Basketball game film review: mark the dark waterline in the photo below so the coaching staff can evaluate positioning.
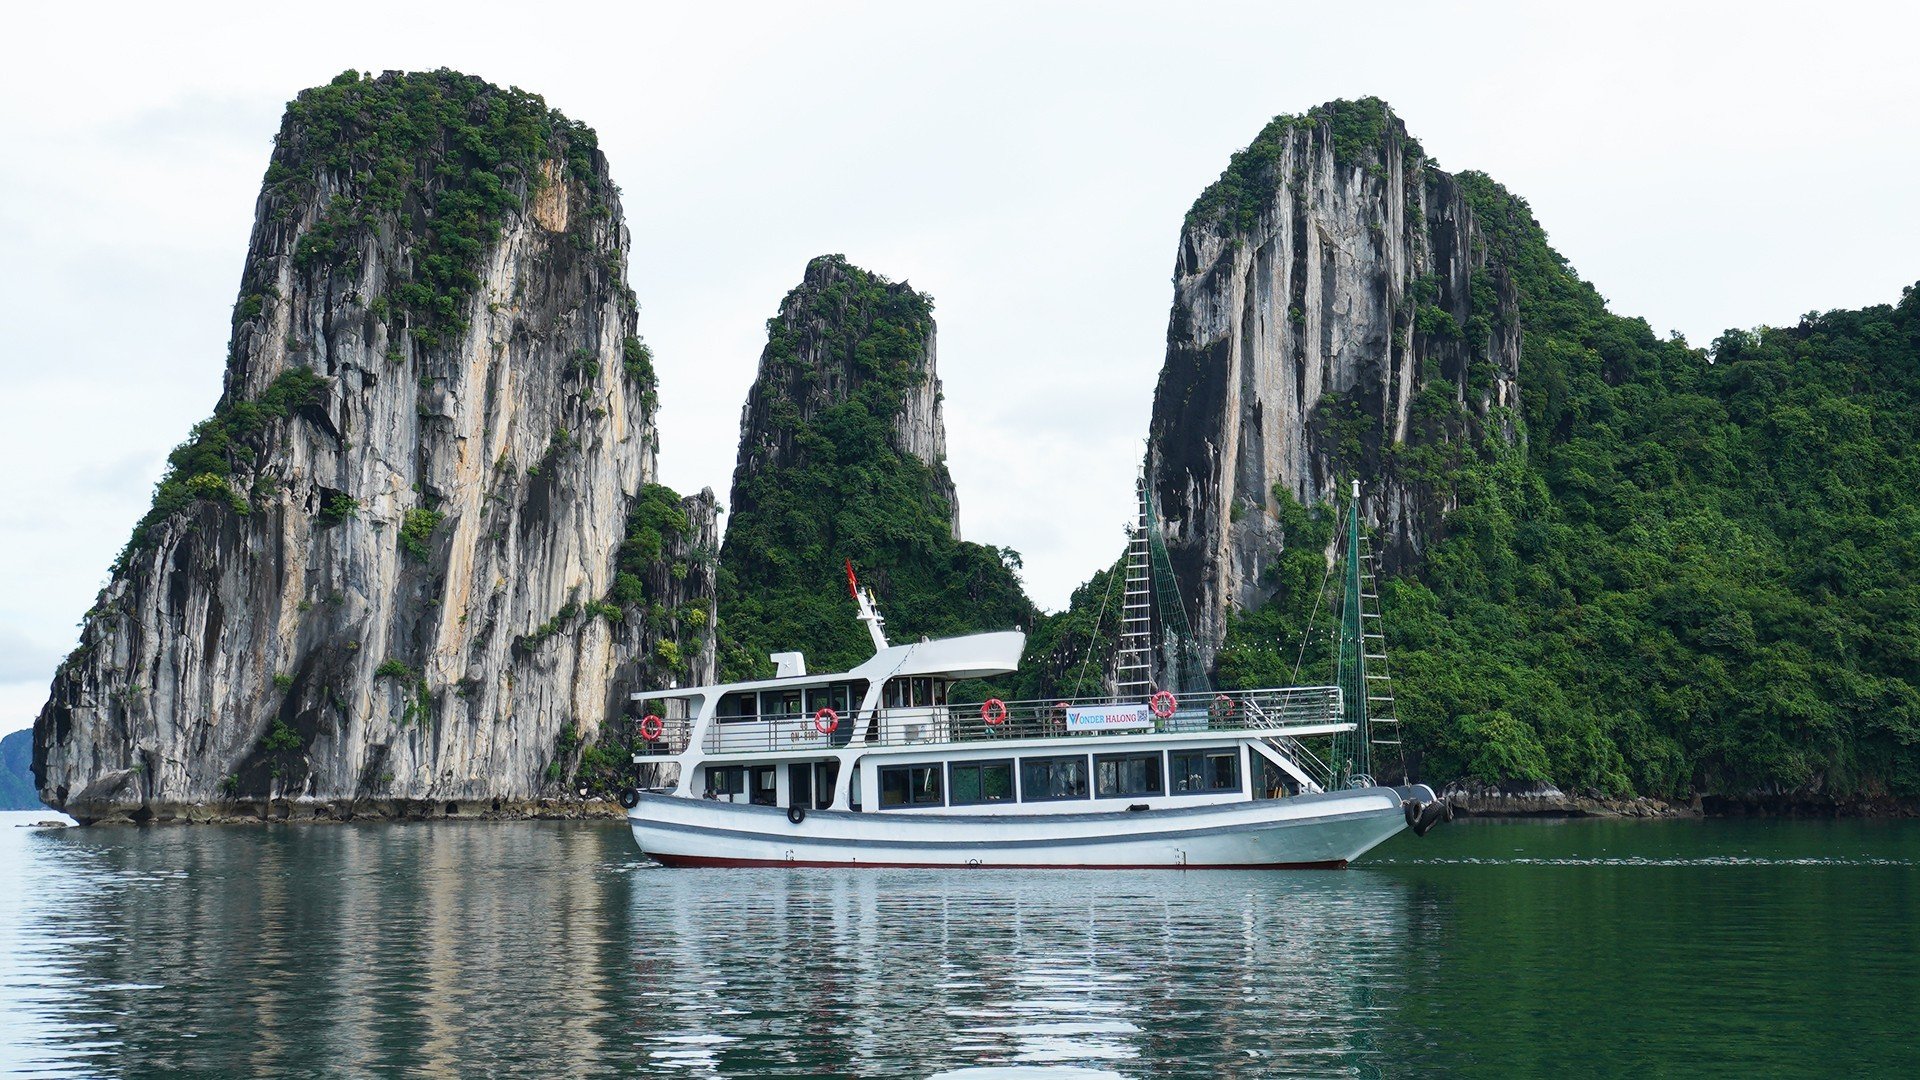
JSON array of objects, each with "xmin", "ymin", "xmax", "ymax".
[{"xmin": 2, "ymin": 812, "xmax": 1915, "ymax": 1077}]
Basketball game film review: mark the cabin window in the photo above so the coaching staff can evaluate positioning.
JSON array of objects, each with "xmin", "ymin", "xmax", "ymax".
[
  {"xmin": 879, "ymin": 764, "xmax": 943, "ymax": 808},
  {"xmin": 705, "ymin": 765, "xmax": 746, "ymax": 801},
  {"xmin": 1252, "ymin": 756, "xmax": 1298, "ymax": 800},
  {"xmin": 1169, "ymin": 748, "xmax": 1241, "ymax": 794},
  {"xmin": 949, "ymin": 759, "xmax": 1015, "ymax": 805},
  {"xmin": 761, "ymin": 689, "xmax": 803, "ymax": 721},
  {"xmin": 807, "ymin": 684, "xmax": 851, "ymax": 716},
  {"xmin": 850, "ymin": 765, "xmax": 862, "ymax": 811},
  {"xmin": 1095, "ymin": 752, "xmax": 1164, "ymax": 798},
  {"xmin": 1019, "ymin": 755, "xmax": 1089, "ymax": 801},
  {"xmin": 716, "ymin": 692, "xmax": 758, "ymax": 723},
  {"xmin": 749, "ymin": 765, "xmax": 778, "ymax": 806}
]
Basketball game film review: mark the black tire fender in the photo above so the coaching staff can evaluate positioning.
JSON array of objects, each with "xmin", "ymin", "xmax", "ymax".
[
  {"xmin": 617, "ymin": 788, "xmax": 641, "ymax": 810},
  {"xmin": 787, "ymin": 804, "xmax": 807, "ymax": 825}
]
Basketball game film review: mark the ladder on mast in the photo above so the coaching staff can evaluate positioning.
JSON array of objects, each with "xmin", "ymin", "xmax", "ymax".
[
  {"xmin": 1335, "ymin": 481, "xmax": 1403, "ymax": 784},
  {"xmin": 1114, "ymin": 474, "xmax": 1153, "ymax": 703}
]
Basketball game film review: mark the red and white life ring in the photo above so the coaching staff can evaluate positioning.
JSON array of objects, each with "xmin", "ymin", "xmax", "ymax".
[
  {"xmin": 981, "ymin": 698, "xmax": 1008, "ymax": 726},
  {"xmin": 813, "ymin": 707, "xmax": 839, "ymax": 735},
  {"xmin": 1210, "ymin": 694, "xmax": 1236, "ymax": 719},
  {"xmin": 1149, "ymin": 690, "xmax": 1177, "ymax": 719},
  {"xmin": 638, "ymin": 714, "xmax": 664, "ymax": 741}
]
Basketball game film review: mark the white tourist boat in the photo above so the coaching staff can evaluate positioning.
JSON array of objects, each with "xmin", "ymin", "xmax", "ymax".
[{"xmin": 621, "ymin": 482, "xmax": 1448, "ymax": 869}]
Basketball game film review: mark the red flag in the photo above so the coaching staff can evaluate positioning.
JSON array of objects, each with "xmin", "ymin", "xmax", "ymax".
[{"xmin": 845, "ymin": 559, "xmax": 859, "ymax": 600}]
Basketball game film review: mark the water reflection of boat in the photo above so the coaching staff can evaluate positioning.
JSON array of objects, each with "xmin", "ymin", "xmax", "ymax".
[{"xmin": 621, "ymin": 482, "xmax": 1446, "ymax": 869}]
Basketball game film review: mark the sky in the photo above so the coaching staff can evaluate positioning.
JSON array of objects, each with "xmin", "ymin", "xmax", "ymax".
[{"xmin": 2, "ymin": 0, "xmax": 1917, "ymax": 737}]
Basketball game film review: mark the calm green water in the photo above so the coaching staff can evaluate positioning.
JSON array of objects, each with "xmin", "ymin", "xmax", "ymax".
[{"xmin": 1, "ymin": 811, "xmax": 1915, "ymax": 1077}]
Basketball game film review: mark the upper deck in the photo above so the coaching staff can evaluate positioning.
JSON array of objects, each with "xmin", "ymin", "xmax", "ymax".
[{"xmin": 635, "ymin": 685, "xmax": 1347, "ymax": 758}]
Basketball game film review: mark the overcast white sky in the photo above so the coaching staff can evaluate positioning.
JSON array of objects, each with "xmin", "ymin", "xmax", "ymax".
[{"xmin": 3, "ymin": 0, "xmax": 1916, "ymax": 736}]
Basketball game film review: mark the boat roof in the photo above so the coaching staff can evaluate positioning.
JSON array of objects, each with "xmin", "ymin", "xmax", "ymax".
[{"xmin": 631, "ymin": 629, "xmax": 1025, "ymax": 701}]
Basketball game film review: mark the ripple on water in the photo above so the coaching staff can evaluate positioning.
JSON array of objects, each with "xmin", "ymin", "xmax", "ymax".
[{"xmin": 0, "ymin": 815, "xmax": 1916, "ymax": 1076}]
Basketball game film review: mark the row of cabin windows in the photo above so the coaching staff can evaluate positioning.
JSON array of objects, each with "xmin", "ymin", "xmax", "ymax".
[
  {"xmin": 713, "ymin": 678, "xmax": 949, "ymax": 724},
  {"xmin": 876, "ymin": 748, "xmax": 1246, "ymax": 809},
  {"xmin": 704, "ymin": 764, "xmax": 780, "ymax": 805},
  {"xmin": 716, "ymin": 683, "xmax": 858, "ymax": 723}
]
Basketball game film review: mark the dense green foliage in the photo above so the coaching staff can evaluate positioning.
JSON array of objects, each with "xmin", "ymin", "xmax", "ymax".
[
  {"xmin": 398, "ymin": 508, "xmax": 443, "ymax": 562},
  {"xmin": 270, "ymin": 69, "xmax": 604, "ymax": 346},
  {"xmin": 117, "ymin": 367, "xmax": 328, "ymax": 568},
  {"xmin": 717, "ymin": 257, "xmax": 1036, "ymax": 680},
  {"xmin": 1186, "ymin": 97, "xmax": 1424, "ymax": 235},
  {"xmin": 1218, "ymin": 170, "xmax": 1920, "ymax": 800},
  {"xmin": 609, "ymin": 483, "xmax": 690, "ymax": 610}
]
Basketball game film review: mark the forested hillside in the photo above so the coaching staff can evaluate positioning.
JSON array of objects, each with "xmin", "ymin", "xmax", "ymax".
[{"xmin": 1218, "ymin": 166, "xmax": 1920, "ymax": 800}]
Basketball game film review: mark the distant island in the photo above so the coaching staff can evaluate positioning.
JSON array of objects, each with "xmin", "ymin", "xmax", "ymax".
[{"xmin": 2, "ymin": 730, "xmax": 46, "ymax": 810}]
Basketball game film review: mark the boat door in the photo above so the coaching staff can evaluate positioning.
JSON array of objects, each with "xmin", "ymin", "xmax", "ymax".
[
  {"xmin": 789, "ymin": 761, "xmax": 840, "ymax": 810},
  {"xmin": 788, "ymin": 764, "xmax": 812, "ymax": 810}
]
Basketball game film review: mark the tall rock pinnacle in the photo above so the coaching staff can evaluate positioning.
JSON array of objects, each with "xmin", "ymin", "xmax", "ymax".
[
  {"xmin": 34, "ymin": 70, "xmax": 716, "ymax": 822},
  {"xmin": 1149, "ymin": 98, "xmax": 1520, "ymax": 671},
  {"xmin": 717, "ymin": 255, "xmax": 1033, "ymax": 680}
]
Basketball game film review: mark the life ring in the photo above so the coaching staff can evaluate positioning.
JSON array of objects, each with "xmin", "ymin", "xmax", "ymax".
[
  {"xmin": 787, "ymin": 804, "xmax": 807, "ymax": 825},
  {"xmin": 1149, "ymin": 690, "xmax": 1177, "ymax": 719},
  {"xmin": 618, "ymin": 788, "xmax": 641, "ymax": 809},
  {"xmin": 981, "ymin": 698, "xmax": 1008, "ymax": 726},
  {"xmin": 1209, "ymin": 694, "xmax": 1236, "ymax": 719},
  {"xmin": 638, "ymin": 714, "xmax": 664, "ymax": 741},
  {"xmin": 813, "ymin": 707, "xmax": 839, "ymax": 735}
]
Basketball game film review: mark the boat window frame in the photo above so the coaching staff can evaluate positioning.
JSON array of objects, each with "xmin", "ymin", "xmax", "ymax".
[
  {"xmin": 947, "ymin": 758, "xmax": 1016, "ymax": 806},
  {"xmin": 877, "ymin": 763, "xmax": 944, "ymax": 809},
  {"xmin": 704, "ymin": 764, "xmax": 747, "ymax": 801},
  {"xmin": 715, "ymin": 691, "xmax": 759, "ymax": 724},
  {"xmin": 1168, "ymin": 746, "xmax": 1242, "ymax": 795},
  {"xmin": 1094, "ymin": 751, "xmax": 1165, "ymax": 799},
  {"xmin": 746, "ymin": 764, "xmax": 779, "ymax": 806},
  {"xmin": 1018, "ymin": 754, "xmax": 1091, "ymax": 802}
]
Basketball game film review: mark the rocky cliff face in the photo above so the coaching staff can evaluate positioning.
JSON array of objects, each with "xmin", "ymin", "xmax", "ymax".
[
  {"xmin": 717, "ymin": 255, "xmax": 1033, "ymax": 680},
  {"xmin": 732, "ymin": 255, "xmax": 960, "ymax": 538},
  {"xmin": 1149, "ymin": 98, "xmax": 1520, "ymax": 666},
  {"xmin": 33, "ymin": 70, "xmax": 714, "ymax": 823}
]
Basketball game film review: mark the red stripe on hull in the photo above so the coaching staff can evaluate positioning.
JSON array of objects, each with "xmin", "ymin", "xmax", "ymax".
[{"xmin": 643, "ymin": 852, "xmax": 1349, "ymax": 870}]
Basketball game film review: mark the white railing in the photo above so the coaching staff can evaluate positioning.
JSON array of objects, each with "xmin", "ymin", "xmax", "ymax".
[{"xmin": 661, "ymin": 686, "xmax": 1345, "ymax": 756}]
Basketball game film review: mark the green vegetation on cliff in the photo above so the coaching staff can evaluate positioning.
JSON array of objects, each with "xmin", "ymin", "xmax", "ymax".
[
  {"xmin": 1186, "ymin": 96, "xmax": 1424, "ymax": 235},
  {"xmin": 270, "ymin": 68, "xmax": 606, "ymax": 346},
  {"xmin": 717, "ymin": 257, "xmax": 1035, "ymax": 681}
]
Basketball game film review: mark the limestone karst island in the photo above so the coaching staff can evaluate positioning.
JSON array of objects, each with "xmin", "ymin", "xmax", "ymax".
[
  {"xmin": 28, "ymin": 74, "xmax": 1917, "ymax": 830},
  {"xmin": 5, "ymin": 42, "xmax": 1918, "ymax": 1077}
]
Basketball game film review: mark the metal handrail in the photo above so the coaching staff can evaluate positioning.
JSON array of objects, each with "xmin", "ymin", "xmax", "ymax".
[{"xmin": 658, "ymin": 686, "xmax": 1345, "ymax": 756}]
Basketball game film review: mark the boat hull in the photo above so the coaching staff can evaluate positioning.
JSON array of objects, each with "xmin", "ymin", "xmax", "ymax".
[{"xmin": 628, "ymin": 786, "xmax": 1424, "ymax": 870}]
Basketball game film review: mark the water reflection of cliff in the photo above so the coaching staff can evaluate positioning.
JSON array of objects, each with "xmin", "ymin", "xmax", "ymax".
[{"xmin": 3, "ymin": 821, "xmax": 1435, "ymax": 1077}]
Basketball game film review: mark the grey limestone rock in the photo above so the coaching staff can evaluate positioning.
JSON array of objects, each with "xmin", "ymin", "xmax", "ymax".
[
  {"xmin": 1148, "ymin": 101, "xmax": 1521, "ymax": 668},
  {"xmin": 33, "ymin": 73, "xmax": 714, "ymax": 823}
]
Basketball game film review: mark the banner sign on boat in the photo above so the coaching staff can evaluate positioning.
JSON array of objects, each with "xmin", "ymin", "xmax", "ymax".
[{"xmin": 1065, "ymin": 704, "xmax": 1155, "ymax": 732}]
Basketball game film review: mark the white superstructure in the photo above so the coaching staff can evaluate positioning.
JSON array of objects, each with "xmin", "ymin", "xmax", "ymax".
[{"xmin": 621, "ymin": 574, "xmax": 1447, "ymax": 869}]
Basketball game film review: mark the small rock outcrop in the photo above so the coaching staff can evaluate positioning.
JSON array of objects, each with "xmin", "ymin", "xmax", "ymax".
[
  {"xmin": 1148, "ymin": 99, "xmax": 1520, "ymax": 665},
  {"xmin": 717, "ymin": 255, "xmax": 1033, "ymax": 680},
  {"xmin": 33, "ymin": 70, "xmax": 714, "ymax": 823}
]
